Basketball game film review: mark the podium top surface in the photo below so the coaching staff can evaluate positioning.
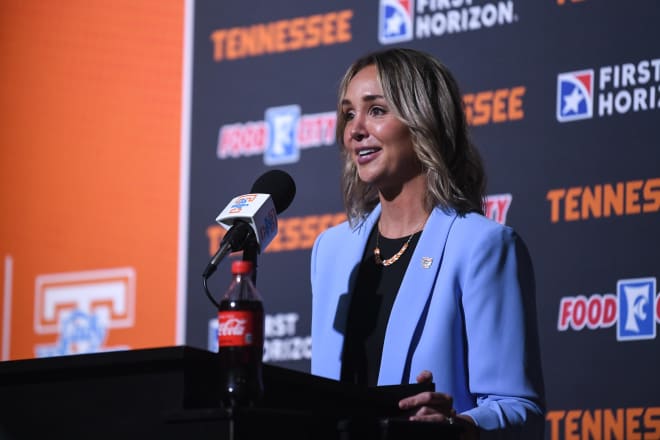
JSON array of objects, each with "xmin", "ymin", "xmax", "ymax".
[
  {"xmin": 0, "ymin": 345, "xmax": 210, "ymax": 381},
  {"xmin": 0, "ymin": 346, "xmax": 431, "ymax": 415},
  {"xmin": 0, "ymin": 346, "xmax": 460, "ymax": 439}
]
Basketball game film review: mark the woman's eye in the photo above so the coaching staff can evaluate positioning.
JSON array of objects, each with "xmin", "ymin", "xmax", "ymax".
[
  {"xmin": 343, "ymin": 111, "xmax": 355, "ymax": 121},
  {"xmin": 370, "ymin": 106, "xmax": 386, "ymax": 116}
]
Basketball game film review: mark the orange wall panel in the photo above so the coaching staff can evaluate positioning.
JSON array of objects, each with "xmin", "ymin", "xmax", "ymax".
[{"xmin": 0, "ymin": 1, "xmax": 185, "ymax": 360}]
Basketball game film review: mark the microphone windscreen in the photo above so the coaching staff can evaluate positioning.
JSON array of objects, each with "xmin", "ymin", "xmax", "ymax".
[{"xmin": 250, "ymin": 170, "xmax": 296, "ymax": 214}]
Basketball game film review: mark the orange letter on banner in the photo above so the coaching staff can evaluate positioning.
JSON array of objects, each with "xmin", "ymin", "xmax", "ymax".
[
  {"xmin": 644, "ymin": 407, "xmax": 660, "ymax": 440},
  {"xmin": 225, "ymin": 28, "xmax": 242, "ymax": 60},
  {"xmin": 565, "ymin": 409, "xmax": 582, "ymax": 440},
  {"xmin": 473, "ymin": 91, "xmax": 493, "ymax": 126},
  {"xmin": 627, "ymin": 407, "xmax": 644, "ymax": 440},
  {"xmin": 603, "ymin": 183, "xmax": 624, "ymax": 217},
  {"xmin": 625, "ymin": 180, "xmax": 643, "ymax": 214},
  {"xmin": 336, "ymin": 10, "xmax": 353, "ymax": 42},
  {"xmin": 509, "ymin": 86, "xmax": 525, "ymax": 120},
  {"xmin": 239, "ymin": 25, "xmax": 256, "ymax": 58},
  {"xmin": 322, "ymin": 12, "xmax": 337, "ymax": 44},
  {"xmin": 565, "ymin": 187, "xmax": 582, "ymax": 221},
  {"xmin": 210, "ymin": 30, "xmax": 227, "ymax": 61},
  {"xmin": 582, "ymin": 409, "xmax": 602, "ymax": 439},
  {"xmin": 288, "ymin": 17, "xmax": 305, "ymax": 50},
  {"xmin": 581, "ymin": 185, "xmax": 602, "ymax": 219},
  {"xmin": 269, "ymin": 217, "xmax": 297, "ymax": 252},
  {"xmin": 463, "ymin": 94, "xmax": 475, "ymax": 125},
  {"xmin": 546, "ymin": 411, "xmax": 565, "ymax": 440},
  {"xmin": 643, "ymin": 178, "xmax": 660, "ymax": 212},
  {"xmin": 253, "ymin": 24, "xmax": 273, "ymax": 57},
  {"xmin": 547, "ymin": 189, "xmax": 566, "ymax": 223},
  {"xmin": 288, "ymin": 217, "xmax": 304, "ymax": 251},
  {"xmin": 305, "ymin": 15, "xmax": 322, "ymax": 48},
  {"xmin": 492, "ymin": 89, "xmax": 509, "ymax": 123},
  {"xmin": 272, "ymin": 20, "xmax": 287, "ymax": 52},
  {"xmin": 604, "ymin": 408, "xmax": 624, "ymax": 440},
  {"xmin": 300, "ymin": 216, "xmax": 318, "ymax": 249}
]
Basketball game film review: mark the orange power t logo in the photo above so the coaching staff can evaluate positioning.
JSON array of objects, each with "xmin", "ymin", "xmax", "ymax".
[{"xmin": 34, "ymin": 267, "xmax": 136, "ymax": 357}]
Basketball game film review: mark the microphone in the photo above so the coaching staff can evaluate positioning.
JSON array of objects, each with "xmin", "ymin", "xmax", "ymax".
[{"xmin": 202, "ymin": 170, "xmax": 296, "ymax": 279}]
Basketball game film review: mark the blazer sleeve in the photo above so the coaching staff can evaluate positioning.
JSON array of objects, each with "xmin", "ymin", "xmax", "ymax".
[{"xmin": 459, "ymin": 225, "xmax": 546, "ymax": 438}]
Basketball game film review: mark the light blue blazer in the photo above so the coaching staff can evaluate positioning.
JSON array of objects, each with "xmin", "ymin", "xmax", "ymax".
[{"xmin": 310, "ymin": 205, "xmax": 545, "ymax": 436}]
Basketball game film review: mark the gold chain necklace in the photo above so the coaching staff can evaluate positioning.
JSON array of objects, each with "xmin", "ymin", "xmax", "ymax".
[{"xmin": 373, "ymin": 221, "xmax": 425, "ymax": 267}]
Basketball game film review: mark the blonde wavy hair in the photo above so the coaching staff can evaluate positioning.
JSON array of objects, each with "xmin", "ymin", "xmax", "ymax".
[{"xmin": 336, "ymin": 48, "xmax": 486, "ymax": 227}]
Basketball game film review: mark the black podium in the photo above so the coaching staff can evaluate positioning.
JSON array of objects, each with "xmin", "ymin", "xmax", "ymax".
[{"xmin": 0, "ymin": 346, "xmax": 461, "ymax": 440}]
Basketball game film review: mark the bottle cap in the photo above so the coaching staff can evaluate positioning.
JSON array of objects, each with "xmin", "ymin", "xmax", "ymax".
[{"xmin": 231, "ymin": 260, "xmax": 253, "ymax": 275}]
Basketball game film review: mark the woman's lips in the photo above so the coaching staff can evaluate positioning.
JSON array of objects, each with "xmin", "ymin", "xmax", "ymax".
[{"xmin": 355, "ymin": 147, "xmax": 382, "ymax": 165}]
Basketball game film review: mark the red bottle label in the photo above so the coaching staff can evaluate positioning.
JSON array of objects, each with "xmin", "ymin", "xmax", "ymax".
[{"xmin": 218, "ymin": 310, "xmax": 256, "ymax": 347}]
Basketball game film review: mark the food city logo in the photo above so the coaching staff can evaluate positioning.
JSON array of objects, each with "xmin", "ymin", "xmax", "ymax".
[
  {"xmin": 217, "ymin": 86, "xmax": 525, "ymax": 166},
  {"xmin": 205, "ymin": 193, "xmax": 513, "ymax": 256},
  {"xmin": 378, "ymin": 0, "xmax": 519, "ymax": 44},
  {"xmin": 217, "ymin": 105, "xmax": 336, "ymax": 165},
  {"xmin": 484, "ymin": 193, "xmax": 512, "ymax": 224},
  {"xmin": 557, "ymin": 277, "xmax": 659, "ymax": 341},
  {"xmin": 33, "ymin": 268, "xmax": 135, "ymax": 357},
  {"xmin": 209, "ymin": 313, "xmax": 311, "ymax": 362},
  {"xmin": 556, "ymin": 57, "xmax": 660, "ymax": 122},
  {"xmin": 210, "ymin": 10, "xmax": 353, "ymax": 62},
  {"xmin": 546, "ymin": 177, "xmax": 660, "ymax": 223}
]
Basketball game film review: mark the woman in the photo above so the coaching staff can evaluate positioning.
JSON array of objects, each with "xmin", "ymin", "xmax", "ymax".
[{"xmin": 310, "ymin": 48, "xmax": 545, "ymax": 438}]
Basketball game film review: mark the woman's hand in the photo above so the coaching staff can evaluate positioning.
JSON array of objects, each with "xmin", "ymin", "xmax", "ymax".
[
  {"xmin": 398, "ymin": 370, "xmax": 480, "ymax": 439},
  {"xmin": 398, "ymin": 370, "xmax": 454, "ymax": 422}
]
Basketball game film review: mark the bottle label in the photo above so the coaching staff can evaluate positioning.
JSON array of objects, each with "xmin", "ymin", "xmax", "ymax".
[{"xmin": 218, "ymin": 311, "xmax": 256, "ymax": 347}]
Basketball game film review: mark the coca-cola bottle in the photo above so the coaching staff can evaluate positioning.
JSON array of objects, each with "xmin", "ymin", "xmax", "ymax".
[{"xmin": 217, "ymin": 260, "xmax": 264, "ymax": 408}]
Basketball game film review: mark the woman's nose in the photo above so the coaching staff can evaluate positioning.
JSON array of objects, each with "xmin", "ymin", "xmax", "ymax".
[
  {"xmin": 349, "ymin": 117, "xmax": 367, "ymax": 142},
  {"xmin": 351, "ymin": 129, "xmax": 366, "ymax": 142}
]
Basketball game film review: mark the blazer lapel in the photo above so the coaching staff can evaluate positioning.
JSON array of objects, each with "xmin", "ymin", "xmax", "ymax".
[
  {"xmin": 378, "ymin": 207, "xmax": 457, "ymax": 384},
  {"xmin": 317, "ymin": 206, "xmax": 381, "ymax": 378}
]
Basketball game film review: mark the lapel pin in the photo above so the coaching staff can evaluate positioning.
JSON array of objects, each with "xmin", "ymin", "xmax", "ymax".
[{"xmin": 421, "ymin": 257, "xmax": 433, "ymax": 269}]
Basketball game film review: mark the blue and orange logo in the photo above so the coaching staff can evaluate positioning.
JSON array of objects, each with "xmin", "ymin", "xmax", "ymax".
[
  {"xmin": 556, "ymin": 69, "xmax": 594, "ymax": 122},
  {"xmin": 379, "ymin": 0, "xmax": 414, "ymax": 44}
]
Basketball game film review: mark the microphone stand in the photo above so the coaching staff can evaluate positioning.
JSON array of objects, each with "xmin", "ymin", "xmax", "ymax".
[
  {"xmin": 202, "ymin": 233, "xmax": 260, "ymax": 309},
  {"xmin": 241, "ymin": 237, "xmax": 260, "ymax": 286}
]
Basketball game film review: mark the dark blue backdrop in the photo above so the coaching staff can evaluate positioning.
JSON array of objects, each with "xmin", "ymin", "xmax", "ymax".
[{"xmin": 184, "ymin": 1, "xmax": 660, "ymax": 438}]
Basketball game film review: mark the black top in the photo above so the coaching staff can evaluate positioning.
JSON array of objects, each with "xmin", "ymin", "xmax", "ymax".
[{"xmin": 340, "ymin": 224, "xmax": 422, "ymax": 386}]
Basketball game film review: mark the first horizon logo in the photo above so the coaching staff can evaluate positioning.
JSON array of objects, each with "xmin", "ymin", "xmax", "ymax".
[
  {"xmin": 556, "ymin": 57, "xmax": 660, "ymax": 122},
  {"xmin": 556, "ymin": 70, "xmax": 593, "ymax": 122},
  {"xmin": 378, "ymin": 0, "xmax": 518, "ymax": 44},
  {"xmin": 379, "ymin": 0, "xmax": 414, "ymax": 44}
]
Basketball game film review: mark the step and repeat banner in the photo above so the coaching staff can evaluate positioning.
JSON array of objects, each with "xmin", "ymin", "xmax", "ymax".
[
  {"xmin": 184, "ymin": 1, "xmax": 660, "ymax": 439},
  {"xmin": 0, "ymin": 1, "xmax": 658, "ymax": 439}
]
